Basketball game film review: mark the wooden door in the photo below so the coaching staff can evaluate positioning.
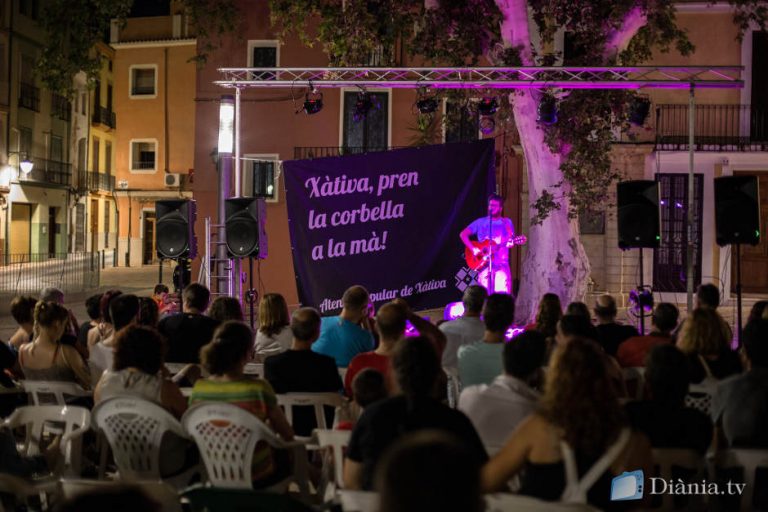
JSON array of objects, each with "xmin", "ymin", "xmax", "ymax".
[
  {"xmin": 9, "ymin": 203, "xmax": 31, "ymax": 257},
  {"xmin": 143, "ymin": 213, "xmax": 156, "ymax": 265},
  {"xmin": 732, "ymin": 172, "xmax": 768, "ymax": 293},
  {"xmin": 90, "ymin": 199, "xmax": 99, "ymax": 252},
  {"xmin": 47, "ymin": 207, "xmax": 56, "ymax": 256}
]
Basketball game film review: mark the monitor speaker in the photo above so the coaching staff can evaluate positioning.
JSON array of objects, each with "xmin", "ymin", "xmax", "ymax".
[
  {"xmin": 156, "ymin": 199, "xmax": 196, "ymax": 259},
  {"xmin": 715, "ymin": 175, "xmax": 761, "ymax": 246},
  {"xmin": 225, "ymin": 197, "xmax": 268, "ymax": 258},
  {"xmin": 617, "ymin": 180, "xmax": 660, "ymax": 249}
]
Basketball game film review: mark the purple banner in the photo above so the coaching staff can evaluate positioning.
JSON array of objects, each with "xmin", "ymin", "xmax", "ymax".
[{"xmin": 284, "ymin": 140, "xmax": 495, "ymax": 314}]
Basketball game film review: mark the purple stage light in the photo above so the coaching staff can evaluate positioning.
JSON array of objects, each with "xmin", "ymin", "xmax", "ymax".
[
  {"xmin": 506, "ymin": 326, "xmax": 526, "ymax": 339},
  {"xmin": 444, "ymin": 301, "xmax": 464, "ymax": 320}
]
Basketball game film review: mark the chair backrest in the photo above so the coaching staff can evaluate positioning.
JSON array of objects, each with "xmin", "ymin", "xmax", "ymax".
[
  {"xmin": 713, "ymin": 448, "xmax": 768, "ymax": 512},
  {"xmin": 59, "ymin": 479, "xmax": 182, "ymax": 512},
  {"xmin": 277, "ymin": 392, "xmax": 345, "ymax": 431},
  {"xmin": 22, "ymin": 380, "xmax": 91, "ymax": 406},
  {"xmin": 684, "ymin": 382, "xmax": 716, "ymax": 416},
  {"xmin": 315, "ymin": 429, "xmax": 352, "ymax": 490},
  {"xmin": 621, "ymin": 367, "xmax": 646, "ymax": 401},
  {"xmin": 443, "ymin": 366, "xmax": 461, "ymax": 408},
  {"xmin": 649, "ymin": 448, "xmax": 706, "ymax": 510},
  {"xmin": 485, "ymin": 493, "xmax": 602, "ymax": 511},
  {"xmin": 92, "ymin": 396, "xmax": 187, "ymax": 480},
  {"xmin": 181, "ymin": 402, "xmax": 283, "ymax": 489},
  {"xmin": 244, "ymin": 363, "xmax": 264, "ymax": 378},
  {"xmin": 5, "ymin": 405, "xmax": 91, "ymax": 473}
]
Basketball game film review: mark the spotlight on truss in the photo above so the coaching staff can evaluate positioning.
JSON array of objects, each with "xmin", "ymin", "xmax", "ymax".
[
  {"xmin": 537, "ymin": 95, "xmax": 558, "ymax": 125},
  {"xmin": 303, "ymin": 90, "xmax": 323, "ymax": 115},
  {"xmin": 628, "ymin": 95, "xmax": 651, "ymax": 126},
  {"xmin": 353, "ymin": 91, "xmax": 381, "ymax": 122},
  {"xmin": 479, "ymin": 116, "xmax": 496, "ymax": 135},
  {"xmin": 477, "ymin": 97, "xmax": 498, "ymax": 116}
]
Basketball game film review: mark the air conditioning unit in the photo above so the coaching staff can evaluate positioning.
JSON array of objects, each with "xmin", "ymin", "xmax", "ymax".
[
  {"xmin": 118, "ymin": 180, "xmax": 129, "ymax": 190},
  {"xmin": 164, "ymin": 173, "xmax": 181, "ymax": 187}
]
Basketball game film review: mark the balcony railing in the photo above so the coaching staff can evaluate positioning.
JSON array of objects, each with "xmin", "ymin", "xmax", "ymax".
[
  {"xmin": 655, "ymin": 104, "xmax": 768, "ymax": 151},
  {"xmin": 78, "ymin": 171, "xmax": 115, "ymax": 192},
  {"xmin": 92, "ymin": 106, "xmax": 116, "ymax": 129},
  {"xmin": 294, "ymin": 146, "xmax": 409, "ymax": 159},
  {"xmin": 51, "ymin": 93, "xmax": 71, "ymax": 122},
  {"xmin": 17, "ymin": 158, "xmax": 72, "ymax": 186},
  {"xmin": 19, "ymin": 82, "xmax": 40, "ymax": 112}
]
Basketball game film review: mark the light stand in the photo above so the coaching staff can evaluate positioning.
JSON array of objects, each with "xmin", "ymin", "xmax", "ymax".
[
  {"xmin": 245, "ymin": 256, "xmax": 258, "ymax": 329},
  {"xmin": 158, "ymin": 256, "xmax": 163, "ymax": 286},
  {"xmin": 735, "ymin": 242, "xmax": 743, "ymax": 348},
  {"xmin": 638, "ymin": 248, "xmax": 645, "ymax": 335},
  {"xmin": 487, "ymin": 208, "xmax": 494, "ymax": 293}
]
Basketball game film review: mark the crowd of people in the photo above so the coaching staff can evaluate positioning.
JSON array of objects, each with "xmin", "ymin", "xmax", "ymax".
[{"xmin": 0, "ymin": 280, "xmax": 766, "ymax": 511}]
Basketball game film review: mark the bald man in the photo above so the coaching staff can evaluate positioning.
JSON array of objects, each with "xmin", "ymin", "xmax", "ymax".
[
  {"xmin": 264, "ymin": 307, "xmax": 343, "ymax": 436},
  {"xmin": 593, "ymin": 294, "xmax": 639, "ymax": 357}
]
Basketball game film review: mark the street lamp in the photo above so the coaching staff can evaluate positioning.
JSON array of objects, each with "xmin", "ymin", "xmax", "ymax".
[
  {"xmin": 218, "ymin": 95, "xmax": 235, "ymax": 155},
  {"xmin": 9, "ymin": 151, "xmax": 33, "ymax": 175}
]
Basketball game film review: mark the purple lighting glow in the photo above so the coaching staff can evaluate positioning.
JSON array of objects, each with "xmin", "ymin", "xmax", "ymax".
[{"xmin": 444, "ymin": 301, "xmax": 465, "ymax": 320}]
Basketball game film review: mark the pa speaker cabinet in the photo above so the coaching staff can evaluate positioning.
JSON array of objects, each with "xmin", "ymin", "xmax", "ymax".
[
  {"xmin": 715, "ymin": 175, "xmax": 761, "ymax": 246},
  {"xmin": 156, "ymin": 199, "xmax": 197, "ymax": 259},
  {"xmin": 617, "ymin": 180, "xmax": 660, "ymax": 249},
  {"xmin": 225, "ymin": 197, "xmax": 268, "ymax": 258}
]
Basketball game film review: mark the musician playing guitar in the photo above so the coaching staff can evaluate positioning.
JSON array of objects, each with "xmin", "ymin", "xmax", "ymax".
[{"xmin": 460, "ymin": 193, "xmax": 523, "ymax": 295}]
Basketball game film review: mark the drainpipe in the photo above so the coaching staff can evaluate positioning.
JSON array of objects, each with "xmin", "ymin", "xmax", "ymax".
[
  {"xmin": 126, "ymin": 191, "xmax": 131, "ymax": 266},
  {"xmin": 164, "ymin": 48, "xmax": 169, "ymax": 174}
]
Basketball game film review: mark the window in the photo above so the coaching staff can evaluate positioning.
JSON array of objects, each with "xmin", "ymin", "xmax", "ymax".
[
  {"xmin": 81, "ymin": 93, "xmax": 86, "ymax": 115},
  {"xmin": 19, "ymin": 126, "xmax": 32, "ymax": 155},
  {"xmin": 244, "ymin": 155, "xmax": 279, "ymax": 202},
  {"xmin": 105, "ymin": 141, "xmax": 112, "ymax": 175},
  {"xmin": 50, "ymin": 135, "xmax": 63, "ymax": 162},
  {"xmin": 130, "ymin": 66, "xmax": 156, "ymax": 97},
  {"xmin": 104, "ymin": 204, "xmax": 110, "ymax": 248},
  {"xmin": 93, "ymin": 79, "xmax": 101, "ymax": 110},
  {"xmin": 247, "ymin": 41, "xmax": 278, "ymax": 80},
  {"xmin": 342, "ymin": 90, "xmax": 390, "ymax": 153},
  {"xmin": 653, "ymin": 173, "xmax": 704, "ymax": 293},
  {"xmin": 92, "ymin": 137, "xmax": 100, "ymax": 172},
  {"xmin": 130, "ymin": 140, "xmax": 156, "ymax": 172},
  {"xmin": 444, "ymin": 99, "xmax": 479, "ymax": 143}
]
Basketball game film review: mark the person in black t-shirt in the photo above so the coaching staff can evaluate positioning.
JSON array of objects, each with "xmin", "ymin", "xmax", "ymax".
[
  {"xmin": 158, "ymin": 284, "xmax": 219, "ymax": 363},
  {"xmin": 593, "ymin": 294, "xmax": 639, "ymax": 357},
  {"xmin": 264, "ymin": 307, "xmax": 342, "ymax": 436},
  {"xmin": 345, "ymin": 336, "xmax": 487, "ymax": 490},
  {"xmin": 77, "ymin": 294, "xmax": 103, "ymax": 350}
]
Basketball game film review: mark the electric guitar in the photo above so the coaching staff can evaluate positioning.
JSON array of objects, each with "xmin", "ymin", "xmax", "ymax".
[{"xmin": 464, "ymin": 235, "xmax": 527, "ymax": 271}]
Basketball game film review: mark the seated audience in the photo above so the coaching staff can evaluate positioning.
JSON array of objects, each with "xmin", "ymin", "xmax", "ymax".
[
  {"xmin": 87, "ymin": 289, "xmax": 122, "ymax": 349},
  {"xmin": 253, "ymin": 293, "xmax": 292, "ymax": 359},
  {"xmin": 458, "ymin": 293, "xmax": 515, "ymax": 387},
  {"xmin": 138, "ymin": 297, "xmax": 159, "ymax": 328},
  {"xmin": 747, "ymin": 300, "xmax": 768, "ymax": 325},
  {"xmin": 677, "ymin": 308, "xmax": 741, "ymax": 384},
  {"xmin": 9, "ymin": 295, "xmax": 37, "ymax": 349},
  {"xmin": 152, "ymin": 284, "xmax": 177, "ymax": 316},
  {"xmin": 56, "ymin": 485, "xmax": 161, "ymax": 512},
  {"xmin": 565, "ymin": 301, "xmax": 591, "ymax": 320},
  {"xmin": 593, "ymin": 294, "xmax": 639, "ymax": 357},
  {"xmin": 19, "ymin": 301, "xmax": 90, "ymax": 389},
  {"xmin": 459, "ymin": 330, "xmax": 546, "ymax": 454},
  {"xmin": 694, "ymin": 283, "xmax": 733, "ymax": 344},
  {"xmin": 77, "ymin": 294, "xmax": 103, "ymax": 348},
  {"xmin": 89, "ymin": 294, "xmax": 140, "ymax": 385},
  {"xmin": 625, "ymin": 345, "xmax": 713, "ymax": 454},
  {"xmin": 190, "ymin": 321, "xmax": 294, "ymax": 487},
  {"xmin": 344, "ymin": 336, "xmax": 487, "ymax": 490},
  {"xmin": 526, "ymin": 292, "xmax": 562, "ymax": 341},
  {"xmin": 482, "ymin": 338, "xmax": 652, "ymax": 510},
  {"xmin": 264, "ymin": 307, "xmax": 343, "ymax": 436},
  {"xmin": 712, "ymin": 319, "xmax": 768, "ymax": 447},
  {"xmin": 616, "ymin": 302, "xmax": 678, "ymax": 368},
  {"xmin": 439, "ymin": 285, "xmax": 487, "ymax": 369},
  {"xmin": 375, "ymin": 431, "xmax": 484, "ymax": 512},
  {"xmin": 208, "ymin": 296, "xmax": 244, "ymax": 323},
  {"xmin": 0, "ymin": 427, "xmax": 59, "ymax": 477},
  {"xmin": 159, "ymin": 283, "xmax": 219, "ymax": 364},
  {"xmin": 345, "ymin": 298, "xmax": 445, "ymax": 397},
  {"xmin": 312, "ymin": 285, "xmax": 375, "ymax": 367},
  {"xmin": 555, "ymin": 314, "xmax": 599, "ymax": 346},
  {"xmin": 40, "ymin": 286, "xmax": 79, "ymax": 338},
  {"xmin": 336, "ymin": 369, "xmax": 389, "ymax": 431}
]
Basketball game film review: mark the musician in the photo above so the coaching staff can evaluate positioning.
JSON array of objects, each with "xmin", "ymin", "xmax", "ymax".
[{"xmin": 460, "ymin": 194, "xmax": 514, "ymax": 294}]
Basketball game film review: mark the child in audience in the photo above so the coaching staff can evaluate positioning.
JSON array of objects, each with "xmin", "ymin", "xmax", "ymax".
[
  {"xmin": 253, "ymin": 293, "xmax": 292, "ymax": 359},
  {"xmin": 336, "ymin": 368, "xmax": 388, "ymax": 430}
]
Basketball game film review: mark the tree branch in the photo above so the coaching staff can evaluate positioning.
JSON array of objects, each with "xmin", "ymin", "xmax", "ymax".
[
  {"xmin": 604, "ymin": 6, "xmax": 648, "ymax": 60},
  {"xmin": 495, "ymin": 0, "xmax": 534, "ymax": 65}
]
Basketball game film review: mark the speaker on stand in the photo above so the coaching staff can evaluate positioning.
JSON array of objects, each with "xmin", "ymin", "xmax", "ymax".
[
  {"xmin": 156, "ymin": 199, "xmax": 197, "ymax": 292},
  {"xmin": 715, "ymin": 175, "xmax": 761, "ymax": 347},
  {"xmin": 617, "ymin": 180, "xmax": 661, "ymax": 335}
]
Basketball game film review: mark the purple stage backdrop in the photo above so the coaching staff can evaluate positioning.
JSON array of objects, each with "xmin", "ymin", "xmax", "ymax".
[{"xmin": 284, "ymin": 139, "xmax": 495, "ymax": 315}]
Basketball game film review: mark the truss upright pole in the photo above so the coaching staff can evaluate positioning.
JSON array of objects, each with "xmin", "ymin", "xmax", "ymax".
[{"xmin": 233, "ymin": 87, "xmax": 243, "ymax": 303}]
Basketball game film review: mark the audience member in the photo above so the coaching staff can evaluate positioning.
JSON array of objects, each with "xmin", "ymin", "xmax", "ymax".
[
  {"xmin": 0, "ymin": 426, "xmax": 58, "ymax": 478},
  {"xmin": 555, "ymin": 314, "xmax": 599, "ymax": 345},
  {"xmin": 747, "ymin": 300, "xmax": 768, "ymax": 325},
  {"xmin": 458, "ymin": 293, "xmax": 514, "ymax": 387},
  {"xmin": 616, "ymin": 302, "xmax": 678, "ymax": 368},
  {"xmin": 9, "ymin": 296, "xmax": 37, "ymax": 349},
  {"xmin": 56, "ymin": 485, "xmax": 161, "ymax": 512},
  {"xmin": 152, "ymin": 284, "xmax": 176, "ymax": 316},
  {"xmin": 138, "ymin": 297, "xmax": 159, "ymax": 328},
  {"xmin": 482, "ymin": 338, "xmax": 651, "ymax": 510},
  {"xmin": 77, "ymin": 294, "xmax": 103, "ymax": 348},
  {"xmin": 677, "ymin": 308, "xmax": 742, "ymax": 384},
  {"xmin": 208, "ymin": 296, "xmax": 244, "ymax": 323},
  {"xmin": 593, "ymin": 294, "xmax": 639, "ymax": 357},
  {"xmin": 712, "ymin": 319, "xmax": 768, "ymax": 447},
  {"xmin": 191, "ymin": 321, "xmax": 294, "ymax": 487},
  {"xmin": 159, "ymin": 284, "xmax": 219, "ymax": 363},
  {"xmin": 565, "ymin": 301, "xmax": 591, "ymax": 320},
  {"xmin": 312, "ymin": 286, "xmax": 375, "ymax": 367},
  {"xmin": 528, "ymin": 292, "xmax": 562, "ymax": 340},
  {"xmin": 439, "ymin": 285, "xmax": 487, "ymax": 369},
  {"xmin": 253, "ymin": 293, "xmax": 292, "ymax": 359},
  {"xmin": 695, "ymin": 283, "xmax": 733, "ymax": 344},
  {"xmin": 19, "ymin": 301, "xmax": 90, "ymax": 389},
  {"xmin": 459, "ymin": 330, "xmax": 546, "ymax": 454},
  {"xmin": 264, "ymin": 308, "xmax": 343, "ymax": 436},
  {"xmin": 625, "ymin": 345, "xmax": 713, "ymax": 454},
  {"xmin": 376, "ymin": 431, "xmax": 484, "ymax": 512},
  {"xmin": 87, "ymin": 289, "xmax": 122, "ymax": 349},
  {"xmin": 351, "ymin": 368, "xmax": 387, "ymax": 409},
  {"xmin": 40, "ymin": 287, "xmax": 79, "ymax": 338},
  {"xmin": 89, "ymin": 294, "xmax": 140, "ymax": 385},
  {"xmin": 344, "ymin": 336, "xmax": 487, "ymax": 490}
]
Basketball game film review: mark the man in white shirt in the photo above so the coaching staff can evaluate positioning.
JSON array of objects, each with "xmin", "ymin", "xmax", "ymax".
[
  {"xmin": 439, "ymin": 285, "xmax": 487, "ymax": 369},
  {"xmin": 458, "ymin": 330, "xmax": 546, "ymax": 454}
]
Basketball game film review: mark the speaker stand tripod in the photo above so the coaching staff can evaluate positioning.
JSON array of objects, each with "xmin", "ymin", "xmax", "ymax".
[
  {"xmin": 735, "ymin": 242, "xmax": 743, "ymax": 349},
  {"xmin": 245, "ymin": 256, "xmax": 259, "ymax": 329},
  {"xmin": 638, "ymin": 248, "xmax": 645, "ymax": 336}
]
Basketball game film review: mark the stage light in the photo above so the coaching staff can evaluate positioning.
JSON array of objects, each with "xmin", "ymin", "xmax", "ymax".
[
  {"xmin": 479, "ymin": 116, "xmax": 496, "ymax": 135},
  {"xmin": 537, "ymin": 95, "xmax": 558, "ymax": 125},
  {"xmin": 353, "ymin": 91, "xmax": 380, "ymax": 122},
  {"xmin": 416, "ymin": 97, "xmax": 438, "ymax": 114},
  {"xmin": 506, "ymin": 326, "xmax": 526, "ymax": 339},
  {"xmin": 303, "ymin": 90, "xmax": 323, "ymax": 115},
  {"xmin": 629, "ymin": 286, "xmax": 654, "ymax": 313},
  {"xmin": 217, "ymin": 95, "xmax": 235, "ymax": 154},
  {"xmin": 628, "ymin": 96, "xmax": 651, "ymax": 126},
  {"xmin": 477, "ymin": 97, "xmax": 498, "ymax": 116},
  {"xmin": 444, "ymin": 301, "xmax": 464, "ymax": 320}
]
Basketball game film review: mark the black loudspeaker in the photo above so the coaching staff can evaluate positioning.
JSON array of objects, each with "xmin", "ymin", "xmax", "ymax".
[
  {"xmin": 617, "ymin": 180, "xmax": 660, "ymax": 249},
  {"xmin": 225, "ymin": 198, "xmax": 268, "ymax": 258},
  {"xmin": 156, "ymin": 199, "xmax": 197, "ymax": 259},
  {"xmin": 715, "ymin": 175, "xmax": 761, "ymax": 246}
]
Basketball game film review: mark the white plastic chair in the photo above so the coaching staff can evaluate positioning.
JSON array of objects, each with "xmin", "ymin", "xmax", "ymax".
[
  {"xmin": 91, "ymin": 396, "xmax": 198, "ymax": 488},
  {"xmin": 59, "ymin": 479, "xmax": 182, "ymax": 512},
  {"xmin": 485, "ymin": 493, "xmax": 602, "ymax": 511},
  {"xmin": 338, "ymin": 490, "xmax": 378, "ymax": 512},
  {"xmin": 181, "ymin": 402, "xmax": 310, "ymax": 500},
  {"xmin": 244, "ymin": 362, "xmax": 264, "ymax": 378},
  {"xmin": 4, "ymin": 404, "xmax": 91, "ymax": 477},
  {"xmin": 443, "ymin": 366, "xmax": 461, "ymax": 408},
  {"xmin": 314, "ymin": 428, "xmax": 352, "ymax": 500},
  {"xmin": 277, "ymin": 392, "xmax": 345, "ymax": 435},
  {"xmin": 0, "ymin": 474, "xmax": 58, "ymax": 512},
  {"xmin": 712, "ymin": 448, "xmax": 768, "ymax": 511},
  {"xmin": 684, "ymin": 382, "xmax": 716, "ymax": 416},
  {"xmin": 649, "ymin": 448, "xmax": 707, "ymax": 510},
  {"xmin": 22, "ymin": 380, "xmax": 91, "ymax": 406},
  {"xmin": 621, "ymin": 367, "xmax": 646, "ymax": 401}
]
